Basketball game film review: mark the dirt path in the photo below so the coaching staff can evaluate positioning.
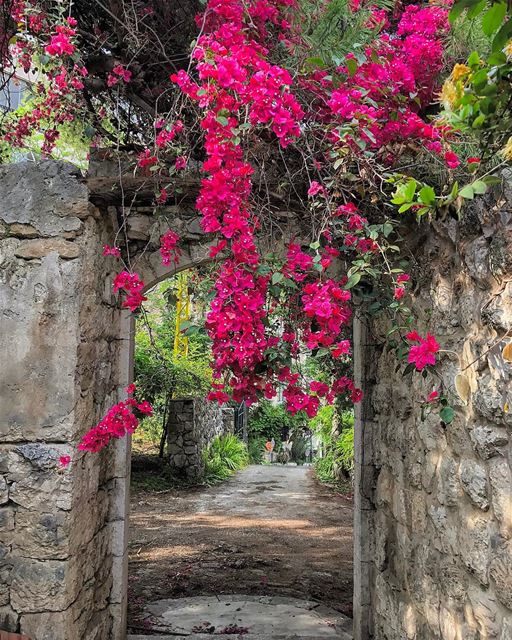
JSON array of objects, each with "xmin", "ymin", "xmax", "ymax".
[{"xmin": 128, "ymin": 464, "xmax": 353, "ymax": 631}]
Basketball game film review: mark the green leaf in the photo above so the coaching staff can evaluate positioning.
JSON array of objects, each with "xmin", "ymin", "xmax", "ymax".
[
  {"xmin": 383, "ymin": 222, "xmax": 394, "ymax": 237},
  {"xmin": 346, "ymin": 57, "xmax": 358, "ymax": 77},
  {"xmin": 449, "ymin": 0, "xmax": 477, "ymax": 23},
  {"xmin": 467, "ymin": 50, "xmax": 480, "ymax": 66},
  {"xmin": 419, "ymin": 186, "xmax": 436, "ymax": 206},
  {"xmin": 216, "ymin": 115, "xmax": 229, "ymax": 126},
  {"xmin": 404, "ymin": 179, "xmax": 417, "ymax": 201},
  {"xmin": 398, "ymin": 203, "xmax": 415, "ymax": 213},
  {"xmin": 492, "ymin": 18, "xmax": 512, "ymax": 52},
  {"xmin": 459, "ymin": 185, "xmax": 475, "ymax": 199},
  {"xmin": 305, "ymin": 56, "xmax": 326, "ymax": 69},
  {"xmin": 472, "ymin": 113, "xmax": 486, "ymax": 128},
  {"xmin": 310, "ymin": 240, "xmax": 320, "ymax": 250},
  {"xmin": 345, "ymin": 273, "xmax": 361, "ymax": 289},
  {"xmin": 487, "ymin": 52, "xmax": 507, "ymax": 65},
  {"xmin": 482, "ymin": 175, "xmax": 501, "ymax": 186},
  {"xmin": 271, "ymin": 272, "xmax": 284, "ymax": 285},
  {"xmin": 467, "ymin": 0, "xmax": 487, "ymax": 18},
  {"xmin": 482, "ymin": 2, "xmax": 507, "ymax": 37},
  {"xmin": 440, "ymin": 406, "xmax": 455, "ymax": 424},
  {"xmin": 256, "ymin": 264, "xmax": 271, "ymax": 276},
  {"xmin": 472, "ymin": 180, "xmax": 488, "ymax": 194},
  {"xmin": 471, "ymin": 69, "xmax": 489, "ymax": 88}
]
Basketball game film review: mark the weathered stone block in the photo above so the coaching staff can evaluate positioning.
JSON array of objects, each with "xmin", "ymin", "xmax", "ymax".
[
  {"xmin": 438, "ymin": 456, "xmax": 461, "ymax": 507},
  {"xmin": 460, "ymin": 459, "xmax": 489, "ymax": 510},
  {"xmin": 490, "ymin": 539, "xmax": 512, "ymax": 609},
  {"xmin": 15, "ymin": 238, "xmax": 80, "ymax": 259},
  {"xmin": 0, "ymin": 605, "xmax": 18, "ymax": 632},
  {"xmin": 10, "ymin": 557, "xmax": 75, "ymax": 613},
  {"xmin": 458, "ymin": 512, "xmax": 492, "ymax": 586},
  {"xmin": 489, "ymin": 458, "xmax": 512, "ymax": 537},
  {"xmin": 470, "ymin": 426, "xmax": 509, "ymax": 460},
  {"xmin": 0, "ymin": 475, "xmax": 8, "ymax": 504}
]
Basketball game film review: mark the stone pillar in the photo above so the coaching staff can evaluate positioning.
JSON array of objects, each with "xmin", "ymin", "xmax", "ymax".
[
  {"xmin": 353, "ymin": 316, "xmax": 379, "ymax": 640},
  {"xmin": 0, "ymin": 161, "xmax": 124, "ymax": 639},
  {"xmin": 167, "ymin": 397, "xmax": 230, "ymax": 482}
]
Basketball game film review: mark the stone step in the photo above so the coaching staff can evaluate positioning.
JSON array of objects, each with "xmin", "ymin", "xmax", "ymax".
[
  {"xmin": 133, "ymin": 595, "xmax": 352, "ymax": 639},
  {"xmin": 129, "ymin": 635, "xmax": 353, "ymax": 640}
]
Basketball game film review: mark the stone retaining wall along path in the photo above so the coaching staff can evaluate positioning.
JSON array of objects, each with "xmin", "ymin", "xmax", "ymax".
[{"xmin": 167, "ymin": 399, "xmax": 234, "ymax": 482}]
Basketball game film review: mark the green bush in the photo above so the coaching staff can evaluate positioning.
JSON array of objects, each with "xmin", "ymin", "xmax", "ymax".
[
  {"xmin": 248, "ymin": 436, "xmax": 267, "ymax": 463},
  {"xmin": 203, "ymin": 434, "xmax": 249, "ymax": 485},
  {"xmin": 291, "ymin": 436, "xmax": 308, "ymax": 464},
  {"xmin": 248, "ymin": 399, "xmax": 304, "ymax": 442},
  {"xmin": 311, "ymin": 406, "xmax": 355, "ymax": 485},
  {"xmin": 336, "ymin": 424, "xmax": 355, "ymax": 473}
]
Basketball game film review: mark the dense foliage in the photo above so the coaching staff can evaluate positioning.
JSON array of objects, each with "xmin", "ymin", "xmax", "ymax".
[
  {"xmin": 313, "ymin": 408, "xmax": 355, "ymax": 485},
  {"xmin": 203, "ymin": 434, "xmax": 249, "ymax": 484},
  {"xmin": 1, "ymin": 0, "xmax": 511, "ymax": 459},
  {"xmin": 133, "ymin": 278, "xmax": 212, "ymax": 451}
]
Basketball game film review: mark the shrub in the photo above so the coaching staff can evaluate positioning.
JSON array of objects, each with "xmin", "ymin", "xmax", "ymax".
[
  {"xmin": 203, "ymin": 434, "xmax": 249, "ymax": 485},
  {"xmin": 248, "ymin": 436, "xmax": 267, "ymax": 464},
  {"xmin": 312, "ymin": 406, "xmax": 355, "ymax": 485},
  {"xmin": 248, "ymin": 400, "xmax": 304, "ymax": 442},
  {"xmin": 336, "ymin": 424, "xmax": 355, "ymax": 473},
  {"xmin": 291, "ymin": 436, "xmax": 308, "ymax": 464}
]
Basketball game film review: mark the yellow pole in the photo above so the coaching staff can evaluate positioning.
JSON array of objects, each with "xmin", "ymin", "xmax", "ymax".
[{"xmin": 173, "ymin": 271, "xmax": 190, "ymax": 358}]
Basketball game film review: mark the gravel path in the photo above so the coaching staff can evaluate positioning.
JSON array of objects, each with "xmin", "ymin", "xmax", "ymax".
[{"xmin": 128, "ymin": 464, "xmax": 354, "ymax": 634}]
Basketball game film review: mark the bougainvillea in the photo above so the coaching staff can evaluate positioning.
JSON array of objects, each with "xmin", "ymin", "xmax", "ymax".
[{"xmin": 5, "ymin": 0, "xmax": 508, "ymax": 454}]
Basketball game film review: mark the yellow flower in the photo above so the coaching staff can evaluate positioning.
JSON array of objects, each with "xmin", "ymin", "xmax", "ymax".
[
  {"xmin": 501, "ymin": 137, "xmax": 512, "ymax": 161},
  {"xmin": 452, "ymin": 63, "xmax": 470, "ymax": 81},
  {"xmin": 440, "ymin": 79, "xmax": 459, "ymax": 110},
  {"xmin": 505, "ymin": 40, "xmax": 512, "ymax": 58}
]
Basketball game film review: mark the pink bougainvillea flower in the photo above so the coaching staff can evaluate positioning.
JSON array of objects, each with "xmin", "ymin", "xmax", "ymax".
[
  {"xmin": 332, "ymin": 340, "xmax": 351, "ymax": 357},
  {"xmin": 307, "ymin": 181, "xmax": 326, "ymax": 197},
  {"xmin": 126, "ymin": 383, "xmax": 136, "ymax": 395},
  {"xmin": 59, "ymin": 455, "xmax": 71, "ymax": 467},
  {"xmin": 45, "ymin": 33, "xmax": 75, "ymax": 56},
  {"xmin": 467, "ymin": 157, "xmax": 480, "ymax": 164},
  {"xmin": 102, "ymin": 245, "xmax": 121, "ymax": 258},
  {"xmin": 137, "ymin": 400, "xmax": 153, "ymax": 415},
  {"xmin": 78, "ymin": 397, "xmax": 152, "ymax": 453},
  {"xmin": 444, "ymin": 151, "xmax": 460, "ymax": 169},
  {"xmin": 112, "ymin": 65, "xmax": 132, "ymax": 83},
  {"xmin": 426, "ymin": 390, "xmax": 439, "ymax": 402},
  {"xmin": 175, "ymin": 155, "xmax": 187, "ymax": 170},
  {"xmin": 160, "ymin": 230, "xmax": 181, "ymax": 266},
  {"xmin": 407, "ymin": 332, "xmax": 440, "ymax": 370},
  {"xmin": 396, "ymin": 273, "xmax": 410, "ymax": 283},
  {"xmin": 157, "ymin": 188, "xmax": 168, "ymax": 204},
  {"xmin": 138, "ymin": 149, "xmax": 158, "ymax": 168},
  {"xmin": 394, "ymin": 286, "xmax": 405, "ymax": 300},
  {"xmin": 113, "ymin": 271, "xmax": 147, "ymax": 312},
  {"xmin": 209, "ymin": 239, "xmax": 228, "ymax": 258}
]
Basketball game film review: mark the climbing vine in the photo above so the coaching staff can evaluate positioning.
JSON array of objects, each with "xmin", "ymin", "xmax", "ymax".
[{"xmin": 1, "ymin": 0, "xmax": 511, "ymax": 458}]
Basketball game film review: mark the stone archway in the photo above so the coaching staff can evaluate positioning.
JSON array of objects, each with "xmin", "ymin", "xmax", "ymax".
[{"xmin": 1, "ymin": 159, "xmax": 510, "ymax": 640}]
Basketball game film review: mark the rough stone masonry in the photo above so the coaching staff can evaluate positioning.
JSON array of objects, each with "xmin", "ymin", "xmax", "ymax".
[
  {"xmin": 354, "ymin": 175, "xmax": 512, "ymax": 639},
  {"xmin": 0, "ymin": 159, "xmax": 510, "ymax": 639}
]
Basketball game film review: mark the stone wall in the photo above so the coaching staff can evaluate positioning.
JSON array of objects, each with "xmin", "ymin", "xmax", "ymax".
[
  {"xmin": 355, "ymin": 181, "xmax": 512, "ymax": 639},
  {"xmin": 0, "ymin": 158, "xmax": 510, "ymax": 640},
  {"xmin": 167, "ymin": 398, "xmax": 234, "ymax": 482},
  {"xmin": 0, "ymin": 160, "xmax": 125, "ymax": 638}
]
